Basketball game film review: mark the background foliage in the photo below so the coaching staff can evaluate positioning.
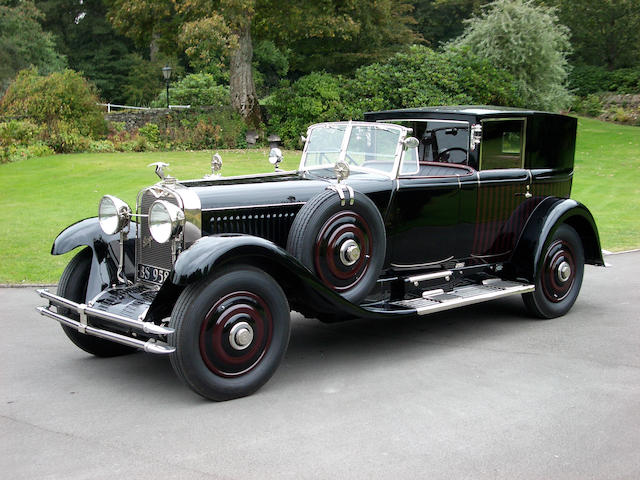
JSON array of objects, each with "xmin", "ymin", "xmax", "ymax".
[
  {"xmin": 447, "ymin": 0, "xmax": 572, "ymax": 111},
  {"xmin": 0, "ymin": 0, "xmax": 636, "ymax": 159}
]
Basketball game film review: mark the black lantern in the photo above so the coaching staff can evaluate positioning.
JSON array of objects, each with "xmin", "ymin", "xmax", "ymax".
[{"xmin": 161, "ymin": 65, "xmax": 172, "ymax": 108}]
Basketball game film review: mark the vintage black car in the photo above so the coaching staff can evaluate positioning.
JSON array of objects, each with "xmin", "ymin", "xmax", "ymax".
[{"xmin": 37, "ymin": 106, "xmax": 604, "ymax": 401}]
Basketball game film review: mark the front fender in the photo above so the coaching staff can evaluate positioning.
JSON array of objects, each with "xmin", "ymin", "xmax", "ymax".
[
  {"xmin": 167, "ymin": 234, "xmax": 378, "ymax": 319},
  {"xmin": 52, "ymin": 218, "xmax": 137, "ymax": 300},
  {"xmin": 510, "ymin": 198, "xmax": 604, "ymax": 282}
]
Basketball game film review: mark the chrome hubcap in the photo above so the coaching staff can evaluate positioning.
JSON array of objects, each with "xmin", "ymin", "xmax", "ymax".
[
  {"xmin": 557, "ymin": 261, "xmax": 571, "ymax": 283},
  {"xmin": 339, "ymin": 239, "xmax": 361, "ymax": 266},
  {"xmin": 229, "ymin": 322, "xmax": 254, "ymax": 350}
]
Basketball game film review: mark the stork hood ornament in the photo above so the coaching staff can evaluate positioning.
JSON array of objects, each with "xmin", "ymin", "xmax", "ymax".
[{"xmin": 148, "ymin": 162, "xmax": 170, "ymax": 180}]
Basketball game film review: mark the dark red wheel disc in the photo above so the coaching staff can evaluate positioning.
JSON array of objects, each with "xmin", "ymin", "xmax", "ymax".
[
  {"xmin": 541, "ymin": 239, "xmax": 576, "ymax": 303},
  {"xmin": 199, "ymin": 291, "xmax": 273, "ymax": 378},
  {"xmin": 313, "ymin": 211, "xmax": 372, "ymax": 292}
]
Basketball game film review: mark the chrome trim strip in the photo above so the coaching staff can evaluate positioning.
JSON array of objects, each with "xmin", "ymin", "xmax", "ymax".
[
  {"xmin": 38, "ymin": 289, "xmax": 174, "ymax": 336},
  {"xmin": 393, "ymin": 282, "xmax": 535, "ymax": 315},
  {"xmin": 36, "ymin": 306, "xmax": 175, "ymax": 354},
  {"xmin": 407, "ymin": 270, "xmax": 453, "ymax": 283},
  {"xmin": 391, "ymin": 256, "xmax": 454, "ymax": 269},
  {"xmin": 202, "ymin": 201, "xmax": 306, "ymax": 212},
  {"xmin": 413, "ymin": 284, "xmax": 534, "ymax": 315}
]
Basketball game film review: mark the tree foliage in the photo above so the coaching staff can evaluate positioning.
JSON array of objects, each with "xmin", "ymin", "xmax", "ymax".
[
  {"xmin": 550, "ymin": 0, "xmax": 640, "ymax": 70},
  {"xmin": 255, "ymin": 0, "xmax": 420, "ymax": 75},
  {"xmin": 152, "ymin": 73, "xmax": 230, "ymax": 107},
  {"xmin": 0, "ymin": 0, "xmax": 65, "ymax": 93},
  {"xmin": 447, "ymin": 0, "xmax": 572, "ymax": 111},
  {"xmin": 36, "ymin": 0, "xmax": 142, "ymax": 103},
  {"xmin": 0, "ymin": 68, "xmax": 106, "ymax": 138},
  {"xmin": 412, "ymin": 0, "xmax": 484, "ymax": 47},
  {"xmin": 266, "ymin": 46, "xmax": 519, "ymax": 146},
  {"xmin": 348, "ymin": 45, "xmax": 518, "ymax": 112}
]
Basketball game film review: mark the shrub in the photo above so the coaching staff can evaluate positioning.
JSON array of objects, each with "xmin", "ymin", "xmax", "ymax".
[
  {"xmin": 0, "ymin": 142, "xmax": 53, "ymax": 164},
  {"xmin": 88, "ymin": 140, "xmax": 116, "ymax": 153},
  {"xmin": 0, "ymin": 120, "xmax": 43, "ymax": 146},
  {"xmin": 138, "ymin": 123, "xmax": 160, "ymax": 146},
  {"xmin": 161, "ymin": 107, "xmax": 247, "ymax": 149},
  {"xmin": 151, "ymin": 73, "xmax": 230, "ymax": 108},
  {"xmin": 569, "ymin": 65, "xmax": 640, "ymax": 96},
  {"xmin": 46, "ymin": 122, "xmax": 92, "ymax": 153},
  {"xmin": 572, "ymin": 94, "xmax": 603, "ymax": 117},
  {"xmin": 447, "ymin": 0, "xmax": 572, "ymax": 111},
  {"xmin": 265, "ymin": 47, "xmax": 519, "ymax": 147},
  {"xmin": 0, "ymin": 68, "xmax": 106, "ymax": 138},
  {"xmin": 265, "ymin": 72, "xmax": 357, "ymax": 148},
  {"xmin": 346, "ymin": 45, "xmax": 518, "ymax": 112}
]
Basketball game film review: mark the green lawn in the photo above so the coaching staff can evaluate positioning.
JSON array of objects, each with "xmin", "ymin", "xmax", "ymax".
[
  {"xmin": 572, "ymin": 117, "xmax": 640, "ymax": 252},
  {"xmin": 1, "ymin": 117, "xmax": 638, "ymax": 284},
  {"xmin": 0, "ymin": 149, "xmax": 300, "ymax": 283}
]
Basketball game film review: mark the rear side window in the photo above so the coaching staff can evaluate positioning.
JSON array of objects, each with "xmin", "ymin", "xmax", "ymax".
[{"xmin": 480, "ymin": 119, "xmax": 525, "ymax": 169}]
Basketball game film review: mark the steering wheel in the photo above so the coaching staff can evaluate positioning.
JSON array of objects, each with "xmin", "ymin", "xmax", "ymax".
[
  {"xmin": 436, "ymin": 147, "xmax": 467, "ymax": 164},
  {"xmin": 345, "ymin": 153, "xmax": 358, "ymax": 165}
]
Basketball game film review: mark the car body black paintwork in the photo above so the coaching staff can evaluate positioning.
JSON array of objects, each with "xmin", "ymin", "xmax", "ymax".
[{"xmin": 51, "ymin": 107, "xmax": 603, "ymax": 323}]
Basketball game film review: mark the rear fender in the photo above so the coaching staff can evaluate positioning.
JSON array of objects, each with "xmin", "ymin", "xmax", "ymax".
[
  {"xmin": 510, "ymin": 198, "xmax": 604, "ymax": 282},
  {"xmin": 52, "ymin": 218, "xmax": 137, "ymax": 299}
]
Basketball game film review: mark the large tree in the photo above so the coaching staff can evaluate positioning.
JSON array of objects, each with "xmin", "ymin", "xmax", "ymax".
[
  {"xmin": 447, "ymin": 0, "xmax": 572, "ymax": 111},
  {"xmin": 0, "ymin": 0, "xmax": 65, "ymax": 94},
  {"xmin": 106, "ymin": 0, "xmax": 418, "ymax": 127}
]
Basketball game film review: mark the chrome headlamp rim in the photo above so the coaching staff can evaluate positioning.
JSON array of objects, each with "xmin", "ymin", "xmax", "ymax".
[
  {"xmin": 98, "ymin": 195, "xmax": 131, "ymax": 235},
  {"xmin": 148, "ymin": 200, "xmax": 185, "ymax": 244}
]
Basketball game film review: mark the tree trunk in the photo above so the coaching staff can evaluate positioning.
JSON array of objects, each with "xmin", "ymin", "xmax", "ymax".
[
  {"xmin": 150, "ymin": 32, "xmax": 160, "ymax": 63},
  {"xmin": 229, "ymin": 24, "xmax": 261, "ymax": 128}
]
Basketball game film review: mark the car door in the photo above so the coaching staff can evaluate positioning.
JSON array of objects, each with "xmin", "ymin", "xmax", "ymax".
[{"xmin": 468, "ymin": 118, "xmax": 533, "ymax": 260}]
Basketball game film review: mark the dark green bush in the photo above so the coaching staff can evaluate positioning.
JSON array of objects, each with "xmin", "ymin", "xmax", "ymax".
[
  {"xmin": 265, "ymin": 46, "xmax": 519, "ymax": 147},
  {"xmin": 0, "ymin": 68, "xmax": 106, "ymax": 138},
  {"xmin": 347, "ymin": 46, "xmax": 518, "ymax": 113},
  {"xmin": 570, "ymin": 65, "xmax": 640, "ymax": 96},
  {"xmin": 264, "ymin": 72, "xmax": 359, "ymax": 148}
]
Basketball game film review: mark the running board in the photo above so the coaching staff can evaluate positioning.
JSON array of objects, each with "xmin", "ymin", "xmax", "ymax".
[{"xmin": 391, "ymin": 279, "xmax": 534, "ymax": 315}]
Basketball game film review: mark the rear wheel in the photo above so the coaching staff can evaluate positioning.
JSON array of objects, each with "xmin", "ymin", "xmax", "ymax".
[
  {"xmin": 522, "ymin": 224, "xmax": 585, "ymax": 319},
  {"xmin": 57, "ymin": 248, "xmax": 136, "ymax": 357},
  {"xmin": 169, "ymin": 266, "xmax": 291, "ymax": 401}
]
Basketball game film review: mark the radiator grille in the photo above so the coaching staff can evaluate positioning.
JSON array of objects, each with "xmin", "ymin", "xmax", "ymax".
[
  {"xmin": 208, "ymin": 207, "xmax": 299, "ymax": 247},
  {"xmin": 136, "ymin": 189, "xmax": 182, "ymax": 273}
]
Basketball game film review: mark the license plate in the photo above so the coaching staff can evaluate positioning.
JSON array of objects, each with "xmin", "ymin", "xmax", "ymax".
[{"xmin": 137, "ymin": 264, "xmax": 170, "ymax": 284}]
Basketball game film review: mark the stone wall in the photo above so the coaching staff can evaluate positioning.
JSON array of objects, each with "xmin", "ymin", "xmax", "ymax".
[{"xmin": 105, "ymin": 108, "xmax": 175, "ymax": 131}]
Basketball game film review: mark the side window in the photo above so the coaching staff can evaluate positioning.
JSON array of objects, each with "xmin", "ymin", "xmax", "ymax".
[{"xmin": 480, "ymin": 119, "xmax": 525, "ymax": 170}]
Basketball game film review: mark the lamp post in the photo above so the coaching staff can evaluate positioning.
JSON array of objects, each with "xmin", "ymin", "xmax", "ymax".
[{"xmin": 161, "ymin": 65, "xmax": 172, "ymax": 109}]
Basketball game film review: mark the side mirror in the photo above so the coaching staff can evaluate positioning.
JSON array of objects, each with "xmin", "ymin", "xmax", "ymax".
[
  {"xmin": 403, "ymin": 136, "xmax": 420, "ymax": 150},
  {"xmin": 268, "ymin": 147, "xmax": 283, "ymax": 171}
]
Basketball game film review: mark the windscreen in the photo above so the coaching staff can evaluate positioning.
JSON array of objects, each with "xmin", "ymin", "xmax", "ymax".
[{"xmin": 302, "ymin": 123, "xmax": 403, "ymax": 175}]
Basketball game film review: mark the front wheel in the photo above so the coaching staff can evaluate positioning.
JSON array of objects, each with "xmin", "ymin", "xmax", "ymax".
[
  {"xmin": 522, "ymin": 224, "xmax": 585, "ymax": 319},
  {"xmin": 169, "ymin": 266, "xmax": 291, "ymax": 401},
  {"xmin": 57, "ymin": 248, "xmax": 136, "ymax": 357}
]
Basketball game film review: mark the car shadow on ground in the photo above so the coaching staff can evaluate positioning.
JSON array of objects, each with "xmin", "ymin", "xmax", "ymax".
[{"xmin": 64, "ymin": 295, "xmax": 536, "ymax": 402}]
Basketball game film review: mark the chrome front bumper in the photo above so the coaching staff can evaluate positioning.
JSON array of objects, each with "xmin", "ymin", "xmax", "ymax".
[{"xmin": 36, "ymin": 288, "xmax": 175, "ymax": 354}]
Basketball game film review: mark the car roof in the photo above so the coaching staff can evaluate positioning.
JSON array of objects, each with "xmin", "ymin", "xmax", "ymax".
[{"xmin": 363, "ymin": 105, "xmax": 567, "ymax": 122}]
